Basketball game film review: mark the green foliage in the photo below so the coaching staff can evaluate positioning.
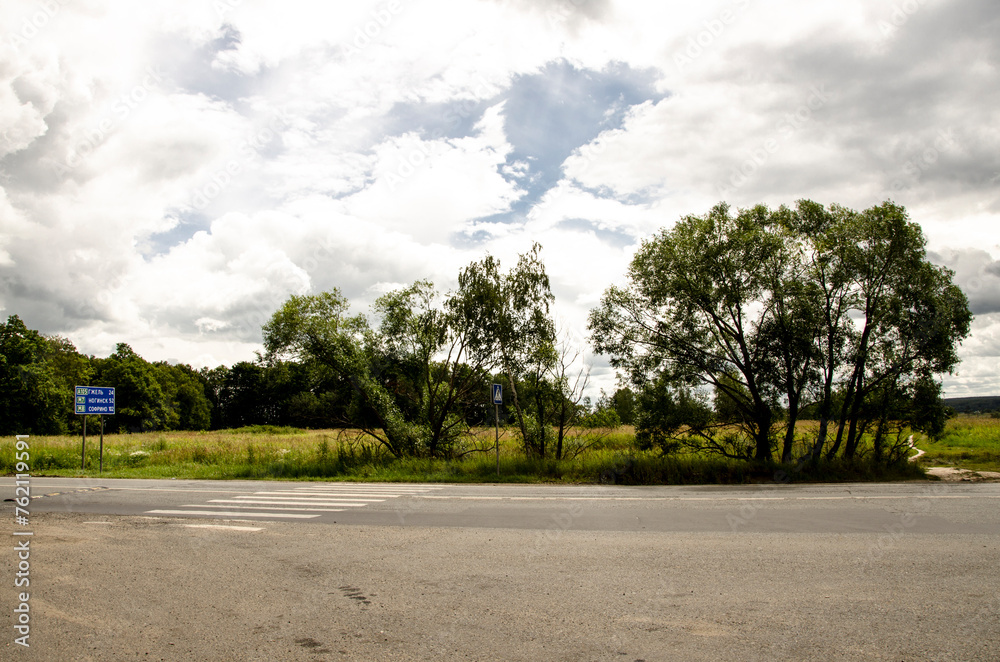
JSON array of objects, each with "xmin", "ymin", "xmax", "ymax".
[
  {"xmin": 906, "ymin": 374, "xmax": 951, "ymax": 440},
  {"xmin": 914, "ymin": 414, "xmax": 1000, "ymax": 471},
  {"xmin": 0, "ymin": 319, "xmax": 217, "ymax": 435},
  {"xmin": 590, "ymin": 200, "xmax": 972, "ymax": 466},
  {"xmin": 579, "ymin": 404, "xmax": 621, "ymax": 429},
  {"xmin": 0, "ymin": 428, "xmax": 929, "ymax": 484},
  {"xmin": 263, "ymin": 285, "xmax": 484, "ymax": 458},
  {"xmin": 610, "ymin": 387, "xmax": 635, "ymax": 426},
  {"xmin": 93, "ymin": 343, "xmax": 170, "ymax": 432},
  {"xmin": 589, "ymin": 203, "xmax": 787, "ymax": 461},
  {"xmin": 258, "ymin": 248, "xmax": 564, "ymax": 460},
  {"xmin": 450, "ymin": 243, "xmax": 557, "ymax": 457},
  {"xmin": 40, "ymin": 335, "xmax": 93, "ymax": 433},
  {"xmin": 153, "ymin": 362, "xmax": 212, "ymax": 431},
  {"xmin": 0, "ymin": 316, "xmax": 68, "ymax": 434},
  {"xmin": 373, "ymin": 280, "xmax": 487, "ymax": 457},
  {"xmin": 634, "ymin": 374, "xmax": 716, "ymax": 455}
]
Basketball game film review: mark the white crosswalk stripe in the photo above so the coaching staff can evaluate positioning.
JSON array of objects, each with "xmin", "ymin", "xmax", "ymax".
[
  {"xmin": 144, "ymin": 483, "xmax": 443, "ymax": 520},
  {"xmin": 146, "ymin": 510, "xmax": 318, "ymax": 519}
]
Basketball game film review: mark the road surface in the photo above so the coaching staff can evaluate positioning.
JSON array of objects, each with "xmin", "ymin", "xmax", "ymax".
[{"xmin": 2, "ymin": 478, "xmax": 999, "ymax": 660}]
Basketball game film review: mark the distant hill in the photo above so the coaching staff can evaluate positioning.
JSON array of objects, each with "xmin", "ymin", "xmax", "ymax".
[{"xmin": 943, "ymin": 397, "xmax": 1000, "ymax": 413}]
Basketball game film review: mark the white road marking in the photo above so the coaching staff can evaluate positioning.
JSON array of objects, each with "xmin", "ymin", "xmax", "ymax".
[
  {"xmin": 141, "ymin": 484, "xmax": 441, "ymax": 519},
  {"xmin": 199, "ymin": 502, "xmax": 345, "ymax": 511},
  {"xmin": 182, "ymin": 524, "xmax": 263, "ymax": 531},
  {"xmin": 218, "ymin": 498, "xmax": 373, "ymax": 507},
  {"xmin": 246, "ymin": 492, "xmax": 386, "ymax": 501},
  {"xmin": 146, "ymin": 510, "xmax": 318, "ymax": 519},
  {"xmin": 262, "ymin": 491, "xmax": 413, "ymax": 498}
]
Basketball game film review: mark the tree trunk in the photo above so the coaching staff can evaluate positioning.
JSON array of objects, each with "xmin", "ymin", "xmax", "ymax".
[
  {"xmin": 781, "ymin": 407, "xmax": 798, "ymax": 464},
  {"xmin": 754, "ymin": 405, "xmax": 772, "ymax": 462}
]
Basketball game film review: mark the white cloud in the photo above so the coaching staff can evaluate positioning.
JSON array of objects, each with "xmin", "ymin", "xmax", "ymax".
[
  {"xmin": 0, "ymin": 0, "xmax": 997, "ymax": 398},
  {"xmin": 344, "ymin": 102, "xmax": 521, "ymax": 243},
  {"xmin": 943, "ymin": 313, "xmax": 1000, "ymax": 397}
]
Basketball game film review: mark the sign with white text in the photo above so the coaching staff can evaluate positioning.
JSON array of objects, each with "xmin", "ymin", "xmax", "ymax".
[{"xmin": 74, "ymin": 386, "xmax": 115, "ymax": 415}]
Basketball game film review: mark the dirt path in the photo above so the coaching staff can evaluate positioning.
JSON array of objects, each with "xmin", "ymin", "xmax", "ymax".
[{"xmin": 908, "ymin": 435, "xmax": 1000, "ymax": 481}]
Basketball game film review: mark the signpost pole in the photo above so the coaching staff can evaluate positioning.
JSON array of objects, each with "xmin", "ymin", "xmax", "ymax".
[
  {"xmin": 492, "ymin": 383, "xmax": 502, "ymax": 477},
  {"xmin": 75, "ymin": 386, "xmax": 114, "ymax": 472}
]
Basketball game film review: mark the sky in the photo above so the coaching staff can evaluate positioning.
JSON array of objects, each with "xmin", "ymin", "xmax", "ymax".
[{"xmin": 1, "ymin": 0, "xmax": 998, "ymax": 398}]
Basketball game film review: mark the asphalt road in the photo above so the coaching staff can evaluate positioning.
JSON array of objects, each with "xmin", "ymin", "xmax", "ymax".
[
  {"xmin": 9, "ymin": 477, "xmax": 1000, "ymax": 533},
  {"xmin": 3, "ymin": 478, "xmax": 999, "ymax": 660}
]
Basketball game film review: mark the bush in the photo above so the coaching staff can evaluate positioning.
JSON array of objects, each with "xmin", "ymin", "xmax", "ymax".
[{"xmin": 578, "ymin": 407, "xmax": 621, "ymax": 429}]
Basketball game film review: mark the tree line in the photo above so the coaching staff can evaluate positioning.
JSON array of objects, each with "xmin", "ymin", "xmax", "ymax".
[
  {"xmin": 0, "ymin": 244, "xmax": 619, "ymax": 447},
  {"xmin": 1, "ymin": 200, "xmax": 971, "ymax": 465}
]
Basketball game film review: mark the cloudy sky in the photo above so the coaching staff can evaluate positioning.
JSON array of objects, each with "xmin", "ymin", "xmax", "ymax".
[{"xmin": 1, "ymin": 0, "xmax": 998, "ymax": 397}]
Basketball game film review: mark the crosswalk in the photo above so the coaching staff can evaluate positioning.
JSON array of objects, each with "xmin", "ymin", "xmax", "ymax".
[{"xmin": 145, "ymin": 483, "xmax": 442, "ymax": 520}]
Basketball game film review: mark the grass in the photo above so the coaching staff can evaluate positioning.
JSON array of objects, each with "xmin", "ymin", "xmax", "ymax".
[
  {"xmin": 915, "ymin": 414, "xmax": 1000, "ymax": 472},
  {"xmin": 0, "ymin": 423, "xmax": 937, "ymax": 484}
]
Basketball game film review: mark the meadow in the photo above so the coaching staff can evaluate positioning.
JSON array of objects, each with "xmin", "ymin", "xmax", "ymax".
[
  {"xmin": 5, "ymin": 414, "xmax": 989, "ymax": 483},
  {"xmin": 913, "ymin": 414, "xmax": 1000, "ymax": 472}
]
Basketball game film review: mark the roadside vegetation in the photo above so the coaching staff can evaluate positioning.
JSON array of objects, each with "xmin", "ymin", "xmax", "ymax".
[
  {"xmin": 6, "ymin": 419, "xmax": 978, "ymax": 483},
  {"xmin": 914, "ymin": 414, "xmax": 1000, "ymax": 472},
  {"xmin": 1, "ymin": 200, "xmax": 982, "ymax": 484}
]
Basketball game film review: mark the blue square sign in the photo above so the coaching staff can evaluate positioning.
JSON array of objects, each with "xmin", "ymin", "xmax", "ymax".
[{"xmin": 74, "ymin": 386, "xmax": 116, "ymax": 415}]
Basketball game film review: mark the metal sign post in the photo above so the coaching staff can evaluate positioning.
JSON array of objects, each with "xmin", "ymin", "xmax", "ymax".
[
  {"xmin": 75, "ymin": 386, "xmax": 115, "ymax": 471},
  {"xmin": 492, "ymin": 384, "xmax": 502, "ymax": 476}
]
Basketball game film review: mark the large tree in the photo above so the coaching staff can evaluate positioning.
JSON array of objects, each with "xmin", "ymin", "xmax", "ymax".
[
  {"xmin": 589, "ymin": 203, "xmax": 789, "ymax": 461},
  {"xmin": 262, "ymin": 290, "xmax": 426, "ymax": 456},
  {"xmin": 590, "ymin": 200, "xmax": 972, "ymax": 464},
  {"xmin": 793, "ymin": 201, "xmax": 972, "ymax": 460},
  {"xmin": 448, "ymin": 243, "xmax": 557, "ymax": 456},
  {"xmin": 263, "ymin": 284, "xmax": 490, "ymax": 457},
  {"xmin": 372, "ymin": 280, "xmax": 490, "ymax": 457}
]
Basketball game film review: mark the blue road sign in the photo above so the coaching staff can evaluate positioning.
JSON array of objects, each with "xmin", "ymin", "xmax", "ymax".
[
  {"xmin": 492, "ymin": 383, "xmax": 502, "ymax": 405},
  {"xmin": 75, "ymin": 386, "xmax": 115, "ymax": 415}
]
